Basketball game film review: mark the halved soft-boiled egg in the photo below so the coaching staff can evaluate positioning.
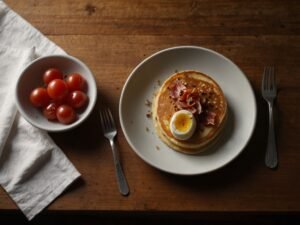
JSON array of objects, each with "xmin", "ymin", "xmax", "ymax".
[{"xmin": 170, "ymin": 110, "xmax": 196, "ymax": 140}]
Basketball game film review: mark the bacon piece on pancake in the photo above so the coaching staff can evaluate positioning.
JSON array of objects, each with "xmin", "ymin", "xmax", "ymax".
[
  {"xmin": 169, "ymin": 81, "xmax": 202, "ymax": 115},
  {"xmin": 169, "ymin": 79, "xmax": 186, "ymax": 99}
]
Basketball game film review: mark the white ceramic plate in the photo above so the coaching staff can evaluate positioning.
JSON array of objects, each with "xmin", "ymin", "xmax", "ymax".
[{"xmin": 119, "ymin": 46, "xmax": 257, "ymax": 175}]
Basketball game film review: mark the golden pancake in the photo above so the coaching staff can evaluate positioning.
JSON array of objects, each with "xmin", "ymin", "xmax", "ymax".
[{"xmin": 152, "ymin": 70, "xmax": 227, "ymax": 154}]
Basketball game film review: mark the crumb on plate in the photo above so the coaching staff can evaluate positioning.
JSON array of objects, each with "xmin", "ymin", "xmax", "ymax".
[
  {"xmin": 146, "ymin": 110, "xmax": 152, "ymax": 118},
  {"xmin": 145, "ymin": 99, "xmax": 152, "ymax": 107}
]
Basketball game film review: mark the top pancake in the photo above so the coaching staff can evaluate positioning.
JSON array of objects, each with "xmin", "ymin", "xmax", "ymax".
[{"xmin": 152, "ymin": 70, "xmax": 227, "ymax": 154}]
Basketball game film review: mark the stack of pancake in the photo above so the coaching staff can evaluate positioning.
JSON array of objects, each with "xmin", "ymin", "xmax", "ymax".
[{"xmin": 152, "ymin": 70, "xmax": 227, "ymax": 154}]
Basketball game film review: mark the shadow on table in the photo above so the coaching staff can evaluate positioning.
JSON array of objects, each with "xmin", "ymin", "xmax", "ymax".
[
  {"xmin": 49, "ymin": 105, "xmax": 103, "ymax": 151},
  {"xmin": 160, "ymin": 88, "xmax": 270, "ymax": 190},
  {"xmin": 1, "ymin": 210, "xmax": 299, "ymax": 225}
]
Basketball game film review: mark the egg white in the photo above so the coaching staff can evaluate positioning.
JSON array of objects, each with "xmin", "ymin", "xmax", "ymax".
[{"xmin": 170, "ymin": 110, "xmax": 196, "ymax": 141}]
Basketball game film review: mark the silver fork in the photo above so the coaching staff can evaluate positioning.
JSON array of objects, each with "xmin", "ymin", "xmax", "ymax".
[
  {"xmin": 99, "ymin": 106, "xmax": 129, "ymax": 196},
  {"xmin": 261, "ymin": 66, "xmax": 278, "ymax": 169}
]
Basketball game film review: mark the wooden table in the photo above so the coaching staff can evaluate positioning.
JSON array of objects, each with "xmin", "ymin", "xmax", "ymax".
[{"xmin": 1, "ymin": 0, "xmax": 300, "ymax": 223}]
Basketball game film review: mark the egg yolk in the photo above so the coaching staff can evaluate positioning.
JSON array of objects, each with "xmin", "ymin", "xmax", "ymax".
[{"xmin": 173, "ymin": 113, "xmax": 192, "ymax": 132}]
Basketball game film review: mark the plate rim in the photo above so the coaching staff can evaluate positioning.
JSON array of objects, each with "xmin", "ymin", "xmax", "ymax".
[{"xmin": 119, "ymin": 45, "xmax": 257, "ymax": 175}]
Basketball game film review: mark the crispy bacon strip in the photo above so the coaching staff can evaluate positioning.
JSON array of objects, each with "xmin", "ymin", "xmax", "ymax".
[
  {"xmin": 169, "ymin": 80, "xmax": 202, "ymax": 115},
  {"xmin": 203, "ymin": 111, "xmax": 217, "ymax": 126},
  {"xmin": 169, "ymin": 80, "xmax": 186, "ymax": 99},
  {"xmin": 169, "ymin": 79, "xmax": 217, "ymax": 126}
]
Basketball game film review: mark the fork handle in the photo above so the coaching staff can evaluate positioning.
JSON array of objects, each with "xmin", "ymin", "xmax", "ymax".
[
  {"xmin": 109, "ymin": 139, "xmax": 130, "ymax": 196},
  {"xmin": 265, "ymin": 102, "xmax": 278, "ymax": 169}
]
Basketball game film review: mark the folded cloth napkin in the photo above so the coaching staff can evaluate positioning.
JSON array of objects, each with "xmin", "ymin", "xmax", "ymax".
[{"xmin": 0, "ymin": 2, "xmax": 80, "ymax": 220}]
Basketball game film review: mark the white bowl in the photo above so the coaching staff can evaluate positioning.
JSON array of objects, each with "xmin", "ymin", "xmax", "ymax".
[{"xmin": 15, "ymin": 54, "xmax": 97, "ymax": 132}]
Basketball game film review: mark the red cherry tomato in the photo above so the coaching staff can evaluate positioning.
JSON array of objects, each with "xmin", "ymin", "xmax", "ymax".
[
  {"xmin": 67, "ymin": 91, "xmax": 88, "ymax": 108},
  {"xmin": 56, "ymin": 105, "xmax": 76, "ymax": 124},
  {"xmin": 47, "ymin": 79, "xmax": 69, "ymax": 100},
  {"xmin": 66, "ymin": 73, "xmax": 86, "ymax": 91},
  {"xmin": 30, "ymin": 87, "xmax": 50, "ymax": 107},
  {"xmin": 43, "ymin": 68, "xmax": 63, "ymax": 85},
  {"xmin": 43, "ymin": 103, "xmax": 59, "ymax": 120}
]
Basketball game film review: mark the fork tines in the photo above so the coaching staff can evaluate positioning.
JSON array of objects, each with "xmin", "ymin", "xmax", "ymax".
[
  {"xmin": 262, "ymin": 66, "xmax": 276, "ymax": 92},
  {"xmin": 99, "ymin": 107, "xmax": 115, "ymax": 132}
]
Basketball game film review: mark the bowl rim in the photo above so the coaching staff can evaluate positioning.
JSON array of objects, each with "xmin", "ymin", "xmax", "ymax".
[{"xmin": 15, "ymin": 54, "xmax": 98, "ymax": 132}]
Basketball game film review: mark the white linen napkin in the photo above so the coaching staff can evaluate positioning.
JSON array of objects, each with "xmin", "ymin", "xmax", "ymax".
[{"xmin": 0, "ymin": 1, "xmax": 80, "ymax": 220}]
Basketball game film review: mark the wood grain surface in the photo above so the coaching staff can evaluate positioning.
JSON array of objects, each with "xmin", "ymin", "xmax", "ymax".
[{"xmin": 1, "ymin": 0, "xmax": 300, "ymax": 223}]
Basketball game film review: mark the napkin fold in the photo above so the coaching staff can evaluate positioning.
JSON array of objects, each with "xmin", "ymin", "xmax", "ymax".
[{"xmin": 0, "ymin": 2, "xmax": 80, "ymax": 220}]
